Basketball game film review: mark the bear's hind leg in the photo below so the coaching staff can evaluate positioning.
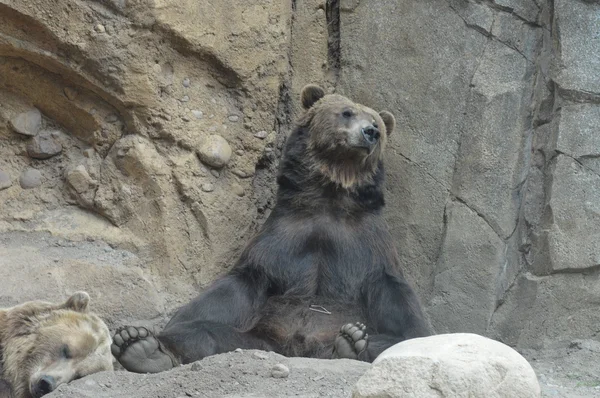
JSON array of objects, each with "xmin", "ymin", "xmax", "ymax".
[
  {"xmin": 112, "ymin": 322, "xmax": 275, "ymax": 373},
  {"xmin": 111, "ymin": 326, "xmax": 178, "ymax": 374},
  {"xmin": 159, "ymin": 320, "xmax": 275, "ymax": 364}
]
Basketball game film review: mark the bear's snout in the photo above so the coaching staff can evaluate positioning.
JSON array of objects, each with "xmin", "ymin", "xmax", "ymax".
[
  {"xmin": 361, "ymin": 126, "xmax": 380, "ymax": 145},
  {"xmin": 31, "ymin": 375, "xmax": 56, "ymax": 397}
]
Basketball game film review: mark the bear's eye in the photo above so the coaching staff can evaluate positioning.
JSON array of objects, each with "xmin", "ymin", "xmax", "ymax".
[
  {"xmin": 60, "ymin": 344, "xmax": 72, "ymax": 359},
  {"xmin": 373, "ymin": 122, "xmax": 378, "ymax": 129},
  {"xmin": 342, "ymin": 110, "xmax": 354, "ymax": 118}
]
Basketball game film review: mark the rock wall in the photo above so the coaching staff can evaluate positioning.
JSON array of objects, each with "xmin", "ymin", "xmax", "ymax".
[
  {"xmin": 335, "ymin": 0, "xmax": 600, "ymax": 349},
  {"xmin": 0, "ymin": 0, "xmax": 598, "ymax": 350}
]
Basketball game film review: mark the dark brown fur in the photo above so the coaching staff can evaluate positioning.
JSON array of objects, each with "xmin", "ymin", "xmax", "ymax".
[{"xmin": 119, "ymin": 84, "xmax": 431, "ymax": 367}]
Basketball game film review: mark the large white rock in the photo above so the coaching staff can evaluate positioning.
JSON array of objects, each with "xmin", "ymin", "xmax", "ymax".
[{"xmin": 353, "ymin": 333, "xmax": 541, "ymax": 398}]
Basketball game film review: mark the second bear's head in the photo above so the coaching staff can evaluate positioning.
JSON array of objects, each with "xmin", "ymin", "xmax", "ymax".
[{"xmin": 298, "ymin": 84, "xmax": 396, "ymax": 189}]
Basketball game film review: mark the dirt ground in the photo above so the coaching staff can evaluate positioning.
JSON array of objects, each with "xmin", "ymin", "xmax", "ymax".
[
  {"xmin": 44, "ymin": 345, "xmax": 600, "ymax": 398},
  {"xmin": 47, "ymin": 350, "xmax": 370, "ymax": 398}
]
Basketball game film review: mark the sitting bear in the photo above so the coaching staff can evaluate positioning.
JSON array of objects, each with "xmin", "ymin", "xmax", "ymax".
[
  {"xmin": 0, "ymin": 292, "xmax": 113, "ymax": 398},
  {"xmin": 111, "ymin": 84, "xmax": 432, "ymax": 373}
]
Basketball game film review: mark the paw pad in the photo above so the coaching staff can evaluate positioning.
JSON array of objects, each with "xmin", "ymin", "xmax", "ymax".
[
  {"xmin": 333, "ymin": 322, "xmax": 369, "ymax": 360},
  {"xmin": 111, "ymin": 326, "xmax": 150, "ymax": 358}
]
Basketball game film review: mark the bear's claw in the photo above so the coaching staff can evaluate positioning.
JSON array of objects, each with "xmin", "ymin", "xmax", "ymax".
[
  {"xmin": 332, "ymin": 322, "xmax": 368, "ymax": 360},
  {"xmin": 111, "ymin": 326, "xmax": 178, "ymax": 374}
]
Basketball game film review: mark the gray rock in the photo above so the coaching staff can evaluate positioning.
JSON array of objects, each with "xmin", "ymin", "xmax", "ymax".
[
  {"xmin": 254, "ymin": 130, "xmax": 268, "ymax": 139},
  {"xmin": 0, "ymin": 170, "xmax": 11, "ymax": 190},
  {"xmin": 494, "ymin": 0, "xmax": 540, "ymax": 24},
  {"xmin": 105, "ymin": 114, "xmax": 118, "ymax": 123},
  {"xmin": 353, "ymin": 333, "xmax": 541, "ymax": 398},
  {"xmin": 26, "ymin": 131, "xmax": 63, "ymax": 159},
  {"xmin": 556, "ymin": 104, "xmax": 600, "ymax": 175},
  {"xmin": 252, "ymin": 351, "xmax": 268, "ymax": 360},
  {"xmin": 429, "ymin": 201, "xmax": 506, "ymax": 335},
  {"xmin": 490, "ymin": 272, "xmax": 600, "ymax": 350},
  {"xmin": 182, "ymin": 78, "xmax": 191, "ymax": 87},
  {"xmin": 228, "ymin": 115, "xmax": 239, "ymax": 122},
  {"xmin": 270, "ymin": 363, "xmax": 289, "ymax": 378},
  {"xmin": 447, "ymin": 0, "xmax": 493, "ymax": 34},
  {"xmin": 19, "ymin": 169, "xmax": 43, "ymax": 189},
  {"xmin": 545, "ymin": 155, "xmax": 600, "ymax": 272},
  {"xmin": 10, "ymin": 108, "xmax": 42, "ymax": 136},
  {"xmin": 491, "ymin": 12, "xmax": 541, "ymax": 59},
  {"xmin": 453, "ymin": 39, "xmax": 531, "ymax": 240},
  {"xmin": 201, "ymin": 183, "xmax": 214, "ymax": 193},
  {"xmin": 197, "ymin": 135, "xmax": 232, "ymax": 168},
  {"xmin": 553, "ymin": 0, "xmax": 600, "ymax": 96},
  {"xmin": 191, "ymin": 110, "xmax": 203, "ymax": 120},
  {"xmin": 231, "ymin": 183, "xmax": 244, "ymax": 197}
]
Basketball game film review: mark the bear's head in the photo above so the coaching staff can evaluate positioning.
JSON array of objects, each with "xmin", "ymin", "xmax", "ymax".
[
  {"xmin": 1, "ymin": 292, "xmax": 113, "ymax": 398},
  {"xmin": 298, "ymin": 84, "xmax": 396, "ymax": 189}
]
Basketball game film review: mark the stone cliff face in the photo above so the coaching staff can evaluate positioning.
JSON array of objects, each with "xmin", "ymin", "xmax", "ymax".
[{"xmin": 0, "ymin": 0, "xmax": 598, "ymax": 350}]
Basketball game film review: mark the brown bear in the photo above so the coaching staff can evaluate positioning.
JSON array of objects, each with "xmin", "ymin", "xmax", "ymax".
[
  {"xmin": 0, "ymin": 292, "xmax": 113, "ymax": 398},
  {"xmin": 111, "ymin": 84, "xmax": 432, "ymax": 373}
]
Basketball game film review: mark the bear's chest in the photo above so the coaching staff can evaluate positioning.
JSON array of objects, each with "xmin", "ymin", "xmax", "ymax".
[{"xmin": 264, "ymin": 216, "xmax": 387, "ymax": 300}]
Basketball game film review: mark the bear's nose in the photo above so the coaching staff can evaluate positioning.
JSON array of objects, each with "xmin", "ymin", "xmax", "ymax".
[
  {"xmin": 362, "ymin": 126, "xmax": 380, "ymax": 144},
  {"xmin": 32, "ymin": 375, "xmax": 56, "ymax": 397}
]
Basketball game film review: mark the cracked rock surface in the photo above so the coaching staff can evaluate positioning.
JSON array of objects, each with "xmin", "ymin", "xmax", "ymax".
[{"xmin": 1, "ymin": 0, "xmax": 599, "ymax": 397}]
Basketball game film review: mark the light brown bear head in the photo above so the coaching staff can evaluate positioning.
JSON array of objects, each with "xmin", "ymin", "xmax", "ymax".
[
  {"xmin": 298, "ymin": 84, "xmax": 396, "ymax": 188},
  {"xmin": 0, "ymin": 292, "xmax": 113, "ymax": 398}
]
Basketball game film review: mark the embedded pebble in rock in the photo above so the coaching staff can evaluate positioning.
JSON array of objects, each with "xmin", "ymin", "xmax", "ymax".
[
  {"xmin": 10, "ymin": 108, "xmax": 42, "ymax": 136},
  {"xmin": 197, "ymin": 135, "xmax": 232, "ymax": 168},
  {"xmin": 192, "ymin": 110, "xmax": 203, "ymax": 119},
  {"xmin": 0, "ymin": 170, "xmax": 12, "ymax": 190},
  {"xmin": 95, "ymin": 24, "xmax": 106, "ymax": 33},
  {"xmin": 190, "ymin": 363, "xmax": 202, "ymax": 372},
  {"xmin": 181, "ymin": 116, "xmax": 190, "ymax": 122},
  {"xmin": 254, "ymin": 130, "xmax": 268, "ymax": 139},
  {"xmin": 66, "ymin": 165, "xmax": 96, "ymax": 193},
  {"xmin": 182, "ymin": 78, "xmax": 191, "ymax": 87},
  {"xmin": 228, "ymin": 115, "xmax": 240, "ymax": 122},
  {"xmin": 105, "ymin": 114, "xmax": 118, "ymax": 123},
  {"xmin": 26, "ymin": 131, "xmax": 63, "ymax": 159},
  {"xmin": 210, "ymin": 170, "xmax": 220, "ymax": 178},
  {"xmin": 181, "ymin": 95, "xmax": 190, "ymax": 102},
  {"xmin": 231, "ymin": 183, "xmax": 245, "ymax": 197},
  {"xmin": 234, "ymin": 348, "xmax": 243, "ymax": 353},
  {"xmin": 235, "ymin": 149, "xmax": 244, "ymax": 156},
  {"xmin": 201, "ymin": 183, "xmax": 214, "ymax": 192},
  {"xmin": 83, "ymin": 148, "xmax": 96, "ymax": 159},
  {"xmin": 252, "ymin": 352, "xmax": 268, "ymax": 360},
  {"xmin": 271, "ymin": 364, "xmax": 290, "ymax": 379},
  {"xmin": 19, "ymin": 169, "xmax": 43, "ymax": 189},
  {"xmin": 64, "ymin": 87, "xmax": 77, "ymax": 100}
]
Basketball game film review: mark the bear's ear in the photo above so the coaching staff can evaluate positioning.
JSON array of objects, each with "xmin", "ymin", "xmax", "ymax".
[
  {"xmin": 301, "ymin": 84, "xmax": 326, "ymax": 109},
  {"xmin": 63, "ymin": 291, "xmax": 90, "ymax": 312},
  {"xmin": 379, "ymin": 111, "xmax": 396, "ymax": 136}
]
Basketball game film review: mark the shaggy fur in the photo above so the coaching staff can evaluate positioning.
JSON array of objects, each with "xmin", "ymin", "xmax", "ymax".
[
  {"xmin": 111, "ymin": 84, "xmax": 431, "ymax": 373},
  {"xmin": 0, "ymin": 292, "xmax": 113, "ymax": 398}
]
